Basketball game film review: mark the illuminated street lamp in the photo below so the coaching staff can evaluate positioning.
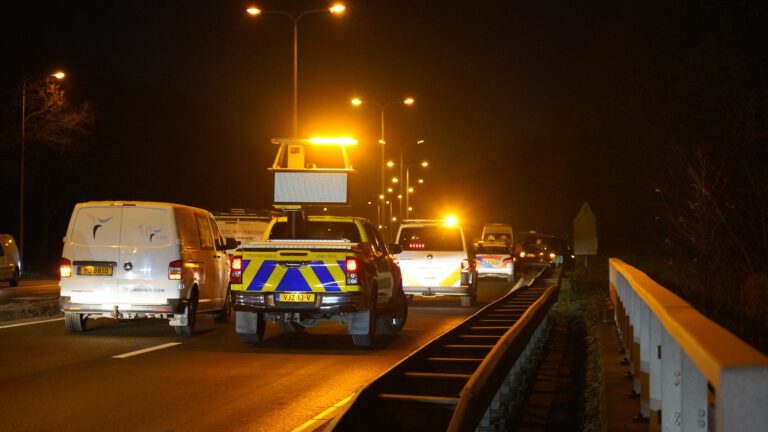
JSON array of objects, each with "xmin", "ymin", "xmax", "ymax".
[
  {"xmin": 351, "ymin": 96, "xmax": 414, "ymax": 229},
  {"xmin": 19, "ymin": 71, "xmax": 66, "ymax": 265},
  {"xmin": 247, "ymin": 3, "xmax": 345, "ymax": 137}
]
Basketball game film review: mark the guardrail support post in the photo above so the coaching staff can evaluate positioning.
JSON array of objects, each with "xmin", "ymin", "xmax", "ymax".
[
  {"xmin": 718, "ymin": 366, "xmax": 768, "ymax": 431},
  {"xmin": 661, "ymin": 328, "xmax": 682, "ymax": 431},
  {"xmin": 638, "ymin": 301, "xmax": 651, "ymax": 419},
  {"xmin": 680, "ymin": 353, "xmax": 708, "ymax": 431},
  {"xmin": 649, "ymin": 313, "xmax": 662, "ymax": 431}
]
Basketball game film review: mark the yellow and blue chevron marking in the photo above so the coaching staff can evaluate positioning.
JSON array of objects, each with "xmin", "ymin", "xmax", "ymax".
[{"xmin": 242, "ymin": 259, "xmax": 347, "ymax": 292}]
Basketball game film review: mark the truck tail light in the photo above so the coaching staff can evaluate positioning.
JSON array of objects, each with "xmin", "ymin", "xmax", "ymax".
[
  {"xmin": 60, "ymin": 258, "xmax": 72, "ymax": 278},
  {"xmin": 461, "ymin": 258, "xmax": 471, "ymax": 272},
  {"xmin": 168, "ymin": 260, "xmax": 183, "ymax": 280},
  {"xmin": 346, "ymin": 257, "xmax": 359, "ymax": 285},
  {"xmin": 231, "ymin": 256, "xmax": 243, "ymax": 284}
]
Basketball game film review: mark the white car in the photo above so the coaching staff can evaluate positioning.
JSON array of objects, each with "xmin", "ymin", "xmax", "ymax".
[
  {"xmin": 59, "ymin": 201, "xmax": 237, "ymax": 335},
  {"xmin": 475, "ymin": 242, "xmax": 514, "ymax": 283},
  {"xmin": 0, "ymin": 234, "xmax": 21, "ymax": 287},
  {"xmin": 395, "ymin": 219, "xmax": 478, "ymax": 306}
]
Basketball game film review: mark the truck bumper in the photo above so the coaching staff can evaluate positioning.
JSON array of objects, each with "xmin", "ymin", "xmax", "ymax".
[{"xmin": 232, "ymin": 291, "xmax": 366, "ymax": 314}]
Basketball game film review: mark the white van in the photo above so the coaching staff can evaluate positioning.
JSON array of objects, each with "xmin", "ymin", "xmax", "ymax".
[
  {"xmin": 395, "ymin": 219, "xmax": 478, "ymax": 306},
  {"xmin": 0, "ymin": 234, "xmax": 22, "ymax": 287},
  {"xmin": 59, "ymin": 201, "xmax": 237, "ymax": 335}
]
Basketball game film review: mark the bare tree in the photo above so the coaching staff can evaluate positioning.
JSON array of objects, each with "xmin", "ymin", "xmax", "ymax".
[{"xmin": 22, "ymin": 78, "xmax": 94, "ymax": 151}]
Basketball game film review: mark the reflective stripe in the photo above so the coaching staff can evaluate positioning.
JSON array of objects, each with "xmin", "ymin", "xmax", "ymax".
[{"xmin": 439, "ymin": 268, "xmax": 462, "ymax": 287}]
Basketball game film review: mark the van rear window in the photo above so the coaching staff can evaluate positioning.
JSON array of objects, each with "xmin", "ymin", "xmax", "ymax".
[
  {"xmin": 269, "ymin": 221, "xmax": 362, "ymax": 242},
  {"xmin": 398, "ymin": 226, "xmax": 463, "ymax": 251}
]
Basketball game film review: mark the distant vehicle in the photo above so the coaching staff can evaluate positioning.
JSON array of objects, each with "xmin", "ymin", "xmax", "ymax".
[
  {"xmin": 475, "ymin": 243, "xmax": 514, "ymax": 283},
  {"xmin": 231, "ymin": 215, "xmax": 405, "ymax": 346},
  {"xmin": 395, "ymin": 218, "xmax": 478, "ymax": 307},
  {"xmin": 519, "ymin": 232, "xmax": 574, "ymax": 268},
  {"xmin": 59, "ymin": 201, "xmax": 238, "ymax": 335},
  {"xmin": 0, "ymin": 234, "xmax": 21, "ymax": 287},
  {"xmin": 481, "ymin": 223, "xmax": 514, "ymax": 247}
]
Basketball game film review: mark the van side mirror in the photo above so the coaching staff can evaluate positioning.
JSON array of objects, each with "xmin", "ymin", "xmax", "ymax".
[
  {"xmin": 224, "ymin": 237, "xmax": 240, "ymax": 250},
  {"xmin": 388, "ymin": 243, "xmax": 403, "ymax": 254}
]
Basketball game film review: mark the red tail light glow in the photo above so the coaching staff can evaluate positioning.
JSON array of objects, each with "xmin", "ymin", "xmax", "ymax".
[
  {"xmin": 346, "ymin": 257, "xmax": 359, "ymax": 285},
  {"xmin": 230, "ymin": 256, "xmax": 243, "ymax": 284},
  {"xmin": 168, "ymin": 260, "xmax": 183, "ymax": 280},
  {"xmin": 346, "ymin": 257, "xmax": 358, "ymax": 273},
  {"xmin": 60, "ymin": 258, "xmax": 72, "ymax": 278}
]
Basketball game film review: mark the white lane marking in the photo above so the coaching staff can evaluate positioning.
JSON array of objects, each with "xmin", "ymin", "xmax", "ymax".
[
  {"xmin": 112, "ymin": 342, "xmax": 182, "ymax": 359},
  {"xmin": 0, "ymin": 317, "xmax": 64, "ymax": 329}
]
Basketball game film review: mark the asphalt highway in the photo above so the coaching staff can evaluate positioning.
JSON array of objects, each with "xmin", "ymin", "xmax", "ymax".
[{"xmin": 0, "ymin": 280, "xmax": 512, "ymax": 432}]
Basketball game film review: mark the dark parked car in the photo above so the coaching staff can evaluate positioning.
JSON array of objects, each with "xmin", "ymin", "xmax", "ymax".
[{"xmin": 518, "ymin": 233, "xmax": 574, "ymax": 268}]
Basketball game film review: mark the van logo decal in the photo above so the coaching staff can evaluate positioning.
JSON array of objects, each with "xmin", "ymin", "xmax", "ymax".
[
  {"xmin": 92, "ymin": 216, "xmax": 114, "ymax": 239},
  {"xmin": 138, "ymin": 225, "xmax": 166, "ymax": 243}
]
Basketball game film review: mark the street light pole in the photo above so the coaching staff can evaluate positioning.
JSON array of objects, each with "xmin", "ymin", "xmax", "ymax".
[
  {"xmin": 351, "ymin": 97, "xmax": 414, "ymax": 230},
  {"xmin": 247, "ymin": 4, "xmax": 345, "ymax": 137},
  {"xmin": 19, "ymin": 71, "xmax": 65, "ymax": 266}
]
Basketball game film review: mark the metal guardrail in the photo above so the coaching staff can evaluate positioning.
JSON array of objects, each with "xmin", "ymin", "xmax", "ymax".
[
  {"xmin": 331, "ymin": 264, "xmax": 561, "ymax": 431},
  {"xmin": 610, "ymin": 258, "xmax": 768, "ymax": 431}
]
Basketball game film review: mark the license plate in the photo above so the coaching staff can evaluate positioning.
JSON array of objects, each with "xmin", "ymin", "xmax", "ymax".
[
  {"xmin": 484, "ymin": 259, "xmax": 499, "ymax": 264},
  {"xmin": 78, "ymin": 266, "xmax": 113, "ymax": 276},
  {"xmin": 277, "ymin": 293, "xmax": 315, "ymax": 302}
]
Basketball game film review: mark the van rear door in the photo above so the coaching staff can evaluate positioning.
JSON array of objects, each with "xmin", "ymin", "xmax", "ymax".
[
  {"xmin": 118, "ymin": 206, "xmax": 178, "ymax": 305},
  {"xmin": 64, "ymin": 205, "xmax": 123, "ymax": 303},
  {"xmin": 397, "ymin": 225, "xmax": 465, "ymax": 288}
]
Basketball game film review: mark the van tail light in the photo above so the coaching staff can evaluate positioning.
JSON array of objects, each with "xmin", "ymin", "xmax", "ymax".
[
  {"xmin": 230, "ymin": 256, "xmax": 243, "ymax": 284},
  {"xmin": 346, "ymin": 257, "xmax": 359, "ymax": 285},
  {"xmin": 461, "ymin": 258, "xmax": 471, "ymax": 272},
  {"xmin": 60, "ymin": 258, "xmax": 72, "ymax": 278},
  {"xmin": 168, "ymin": 260, "xmax": 183, "ymax": 280},
  {"xmin": 503, "ymin": 257, "xmax": 514, "ymax": 266}
]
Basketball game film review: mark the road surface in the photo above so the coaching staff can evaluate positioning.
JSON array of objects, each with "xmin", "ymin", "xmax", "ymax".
[{"xmin": 0, "ymin": 280, "xmax": 512, "ymax": 431}]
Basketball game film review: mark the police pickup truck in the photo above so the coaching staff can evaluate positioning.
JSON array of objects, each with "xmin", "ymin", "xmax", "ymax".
[{"xmin": 230, "ymin": 216, "xmax": 406, "ymax": 346}]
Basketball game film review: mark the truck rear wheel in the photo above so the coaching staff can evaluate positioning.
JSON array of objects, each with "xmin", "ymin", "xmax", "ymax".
[
  {"xmin": 378, "ymin": 288, "xmax": 407, "ymax": 335},
  {"xmin": 65, "ymin": 312, "xmax": 88, "ymax": 332}
]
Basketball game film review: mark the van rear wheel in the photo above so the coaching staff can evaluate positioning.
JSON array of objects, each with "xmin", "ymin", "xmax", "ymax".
[
  {"xmin": 65, "ymin": 312, "xmax": 88, "ymax": 332},
  {"xmin": 174, "ymin": 292, "xmax": 198, "ymax": 336},
  {"xmin": 214, "ymin": 287, "xmax": 232, "ymax": 324}
]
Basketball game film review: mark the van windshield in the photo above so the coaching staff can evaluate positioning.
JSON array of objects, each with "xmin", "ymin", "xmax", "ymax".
[
  {"xmin": 269, "ymin": 221, "xmax": 362, "ymax": 242},
  {"xmin": 398, "ymin": 226, "xmax": 463, "ymax": 251}
]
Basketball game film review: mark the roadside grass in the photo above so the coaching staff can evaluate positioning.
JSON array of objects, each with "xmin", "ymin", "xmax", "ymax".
[
  {"xmin": 559, "ymin": 260, "xmax": 610, "ymax": 432},
  {"xmin": 0, "ymin": 299, "xmax": 61, "ymax": 323}
]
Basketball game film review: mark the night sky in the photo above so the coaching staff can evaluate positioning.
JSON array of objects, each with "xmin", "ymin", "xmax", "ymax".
[{"xmin": 3, "ymin": 0, "xmax": 767, "ymax": 271}]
